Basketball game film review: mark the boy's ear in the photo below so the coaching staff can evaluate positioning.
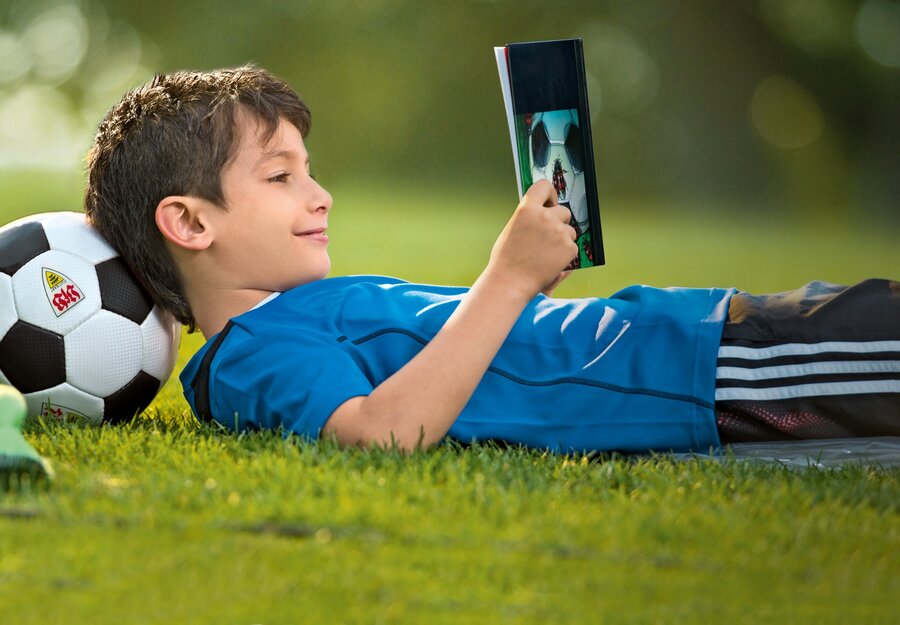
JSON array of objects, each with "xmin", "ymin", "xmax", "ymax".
[{"xmin": 155, "ymin": 196, "xmax": 213, "ymax": 251}]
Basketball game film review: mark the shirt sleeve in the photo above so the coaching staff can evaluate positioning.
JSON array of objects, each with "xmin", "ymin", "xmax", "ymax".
[{"xmin": 209, "ymin": 327, "xmax": 374, "ymax": 440}]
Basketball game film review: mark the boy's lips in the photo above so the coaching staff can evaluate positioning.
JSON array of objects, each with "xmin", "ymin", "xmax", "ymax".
[{"xmin": 296, "ymin": 227, "xmax": 328, "ymax": 242}]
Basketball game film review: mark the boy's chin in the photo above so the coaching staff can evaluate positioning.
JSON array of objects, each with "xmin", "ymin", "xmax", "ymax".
[{"xmin": 287, "ymin": 270, "xmax": 329, "ymax": 290}]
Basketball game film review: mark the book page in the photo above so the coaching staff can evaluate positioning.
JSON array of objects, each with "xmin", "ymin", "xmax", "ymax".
[{"xmin": 494, "ymin": 47, "xmax": 524, "ymax": 198}]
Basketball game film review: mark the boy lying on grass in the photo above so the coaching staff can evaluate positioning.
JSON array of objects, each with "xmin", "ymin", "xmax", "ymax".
[{"xmin": 84, "ymin": 67, "xmax": 900, "ymax": 453}]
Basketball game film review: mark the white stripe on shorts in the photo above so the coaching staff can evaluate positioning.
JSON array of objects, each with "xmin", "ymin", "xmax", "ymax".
[
  {"xmin": 716, "ymin": 341, "xmax": 900, "ymax": 402},
  {"xmin": 715, "ymin": 380, "xmax": 900, "ymax": 401},
  {"xmin": 717, "ymin": 360, "xmax": 900, "ymax": 381},
  {"xmin": 717, "ymin": 340, "xmax": 900, "ymax": 361}
]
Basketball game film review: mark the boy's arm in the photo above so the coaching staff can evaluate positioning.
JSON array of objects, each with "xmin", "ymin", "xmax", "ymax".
[{"xmin": 322, "ymin": 180, "xmax": 577, "ymax": 451}]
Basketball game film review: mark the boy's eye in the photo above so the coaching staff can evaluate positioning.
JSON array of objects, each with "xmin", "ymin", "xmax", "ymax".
[{"xmin": 268, "ymin": 172, "xmax": 290, "ymax": 183}]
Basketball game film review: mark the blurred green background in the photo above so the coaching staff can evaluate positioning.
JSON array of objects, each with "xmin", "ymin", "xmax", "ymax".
[
  {"xmin": 1, "ymin": 0, "xmax": 898, "ymax": 296},
  {"xmin": 1, "ymin": 8, "xmax": 898, "ymax": 620}
]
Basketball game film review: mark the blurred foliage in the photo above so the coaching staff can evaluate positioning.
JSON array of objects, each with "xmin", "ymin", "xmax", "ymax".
[{"xmin": 0, "ymin": 0, "xmax": 897, "ymax": 221}]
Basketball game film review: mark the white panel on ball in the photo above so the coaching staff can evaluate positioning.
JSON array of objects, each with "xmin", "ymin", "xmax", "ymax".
[
  {"xmin": 40, "ymin": 212, "xmax": 118, "ymax": 265},
  {"xmin": 12, "ymin": 250, "xmax": 102, "ymax": 335},
  {"xmin": 23, "ymin": 381, "xmax": 104, "ymax": 426},
  {"xmin": 140, "ymin": 306, "xmax": 181, "ymax": 381},
  {"xmin": 65, "ymin": 309, "xmax": 143, "ymax": 397},
  {"xmin": 0, "ymin": 273, "xmax": 16, "ymax": 337}
]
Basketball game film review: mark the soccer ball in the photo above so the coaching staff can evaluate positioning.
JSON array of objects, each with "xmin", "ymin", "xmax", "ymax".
[
  {"xmin": 0, "ymin": 211, "xmax": 180, "ymax": 425},
  {"xmin": 529, "ymin": 109, "xmax": 588, "ymax": 232}
]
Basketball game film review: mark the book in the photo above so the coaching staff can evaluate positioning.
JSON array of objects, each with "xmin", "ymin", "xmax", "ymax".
[{"xmin": 495, "ymin": 38, "xmax": 605, "ymax": 268}]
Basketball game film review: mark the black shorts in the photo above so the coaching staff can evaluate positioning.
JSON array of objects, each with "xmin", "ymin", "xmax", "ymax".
[{"xmin": 714, "ymin": 279, "xmax": 900, "ymax": 443}]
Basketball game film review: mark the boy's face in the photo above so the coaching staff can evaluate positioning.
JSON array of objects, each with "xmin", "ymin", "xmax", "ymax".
[{"xmin": 210, "ymin": 110, "xmax": 333, "ymax": 293}]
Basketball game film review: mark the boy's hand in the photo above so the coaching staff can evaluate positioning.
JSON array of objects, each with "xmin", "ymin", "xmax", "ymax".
[
  {"xmin": 488, "ymin": 180, "xmax": 578, "ymax": 300},
  {"xmin": 541, "ymin": 270, "xmax": 572, "ymax": 297}
]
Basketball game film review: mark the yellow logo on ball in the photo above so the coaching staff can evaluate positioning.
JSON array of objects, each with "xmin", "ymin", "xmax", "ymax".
[
  {"xmin": 44, "ymin": 269, "xmax": 64, "ymax": 289},
  {"xmin": 41, "ymin": 267, "xmax": 84, "ymax": 317}
]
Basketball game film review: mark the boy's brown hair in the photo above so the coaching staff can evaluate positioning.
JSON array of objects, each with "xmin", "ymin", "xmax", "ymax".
[{"xmin": 84, "ymin": 66, "xmax": 311, "ymax": 330}]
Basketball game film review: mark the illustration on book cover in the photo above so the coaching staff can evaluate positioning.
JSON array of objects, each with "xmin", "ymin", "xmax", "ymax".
[
  {"xmin": 514, "ymin": 107, "xmax": 593, "ymax": 268},
  {"xmin": 496, "ymin": 38, "xmax": 604, "ymax": 270}
]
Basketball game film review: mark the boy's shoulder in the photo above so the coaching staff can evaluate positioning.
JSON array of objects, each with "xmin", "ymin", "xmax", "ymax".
[
  {"xmin": 181, "ymin": 274, "xmax": 433, "ymax": 430},
  {"xmin": 237, "ymin": 275, "xmax": 474, "ymax": 328},
  {"xmin": 179, "ymin": 274, "xmax": 471, "ymax": 393},
  {"xmin": 240, "ymin": 275, "xmax": 408, "ymax": 326},
  {"xmin": 184, "ymin": 274, "xmax": 457, "ymax": 366}
]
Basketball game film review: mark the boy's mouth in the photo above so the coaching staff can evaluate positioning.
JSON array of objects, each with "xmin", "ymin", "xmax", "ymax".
[{"xmin": 296, "ymin": 227, "xmax": 328, "ymax": 242}]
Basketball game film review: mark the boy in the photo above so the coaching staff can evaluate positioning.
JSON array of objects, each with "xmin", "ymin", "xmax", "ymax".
[{"xmin": 84, "ymin": 67, "xmax": 899, "ymax": 453}]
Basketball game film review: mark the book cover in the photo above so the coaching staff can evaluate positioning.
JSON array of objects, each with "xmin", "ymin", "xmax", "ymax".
[{"xmin": 495, "ymin": 38, "xmax": 605, "ymax": 268}]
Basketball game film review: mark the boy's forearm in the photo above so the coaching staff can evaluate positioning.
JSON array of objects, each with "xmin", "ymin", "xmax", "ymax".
[
  {"xmin": 323, "ymin": 180, "xmax": 575, "ymax": 451},
  {"xmin": 324, "ymin": 268, "xmax": 533, "ymax": 450}
]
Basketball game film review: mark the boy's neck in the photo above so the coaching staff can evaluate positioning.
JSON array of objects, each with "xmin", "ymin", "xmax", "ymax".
[{"xmin": 191, "ymin": 288, "xmax": 276, "ymax": 339}]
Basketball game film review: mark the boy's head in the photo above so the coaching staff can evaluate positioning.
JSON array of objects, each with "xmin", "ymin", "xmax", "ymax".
[{"xmin": 84, "ymin": 66, "xmax": 313, "ymax": 330}]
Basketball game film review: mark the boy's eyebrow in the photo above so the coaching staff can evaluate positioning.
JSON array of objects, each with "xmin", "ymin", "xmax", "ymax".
[{"xmin": 254, "ymin": 148, "xmax": 308, "ymax": 169}]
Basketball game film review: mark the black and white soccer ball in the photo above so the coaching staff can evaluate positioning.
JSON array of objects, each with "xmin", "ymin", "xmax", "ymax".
[{"xmin": 0, "ymin": 211, "xmax": 180, "ymax": 425}]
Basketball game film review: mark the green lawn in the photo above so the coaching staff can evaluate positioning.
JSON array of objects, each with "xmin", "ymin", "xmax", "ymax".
[{"xmin": 2, "ymin": 172, "xmax": 899, "ymax": 624}]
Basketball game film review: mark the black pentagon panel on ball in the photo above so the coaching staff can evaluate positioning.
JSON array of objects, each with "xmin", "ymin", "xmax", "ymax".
[
  {"xmin": 103, "ymin": 370, "xmax": 161, "ymax": 424},
  {"xmin": 96, "ymin": 257, "xmax": 154, "ymax": 324},
  {"xmin": 0, "ymin": 320, "xmax": 65, "ymax": 393},
  {"xmin": 0, "ymin": 221, "xmax": 51, "ymax": 276},
  {"xmin": 564, "ymin": 122, "xmax": 584, "ymax": 173},
  {"xmin": 531, "ymin": 120, "xmax": 551, "ymax": 169}
]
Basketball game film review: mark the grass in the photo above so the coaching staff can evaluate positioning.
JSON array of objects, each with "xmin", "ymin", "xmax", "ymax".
[
  {"xmin": 2, "ymin": 172, "xmax": 899, "ymax": 623},
  {"xmin": 3, "ymin": 422, "xmax": 899, "ymax": 623}
]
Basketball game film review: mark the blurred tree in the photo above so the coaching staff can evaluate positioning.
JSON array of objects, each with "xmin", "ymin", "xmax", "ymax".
[{"xmin": 1, "ymin": 0, "xmax": 896, "ymax": 219}]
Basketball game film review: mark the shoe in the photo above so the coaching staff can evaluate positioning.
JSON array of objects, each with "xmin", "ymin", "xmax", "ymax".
[{"xmin": 0, "ymin": 385, "xmax": 53, "ymax": 490}]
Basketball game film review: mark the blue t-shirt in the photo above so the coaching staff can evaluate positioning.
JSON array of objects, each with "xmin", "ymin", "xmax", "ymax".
[{"xmin": 181, "ymin": 276, "xmax": 735, "ymax": 453}]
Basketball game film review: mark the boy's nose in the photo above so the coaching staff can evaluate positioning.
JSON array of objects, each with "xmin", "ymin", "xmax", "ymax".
[{"xmin": 312, "ymin": 181, "xmax": 332, "ymax": 214}]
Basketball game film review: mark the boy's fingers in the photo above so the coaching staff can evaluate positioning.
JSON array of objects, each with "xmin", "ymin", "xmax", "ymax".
[
  {"xmin": 543, "ymin": 189, "xmax": 559, "ymax": 208},
  {"xmin": 548, "ymin": 205, "xmax": 573, "ymax": 230},
  {"xmin": 523, "ymin": 180, "xmax": 558, "ymax": 207},
  {"xmin": 542, "ymin": 181, "xmax": 559, "ymax": 208}
]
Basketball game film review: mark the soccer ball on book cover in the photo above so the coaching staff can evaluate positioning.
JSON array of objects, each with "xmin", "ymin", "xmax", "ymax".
[{"xmin": 0, "ymin": 211, "xmax": 180, "ymax": 425}]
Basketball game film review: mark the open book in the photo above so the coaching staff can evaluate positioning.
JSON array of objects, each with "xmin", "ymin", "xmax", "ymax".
[{"xmin": 495, "ymin": 38, "xmax": 605, "ymax": 268}]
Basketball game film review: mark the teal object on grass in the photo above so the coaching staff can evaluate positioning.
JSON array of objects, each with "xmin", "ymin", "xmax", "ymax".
[{"xmin": 0, "ymin": 384, "xmax": 53, "ymax": 487}]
